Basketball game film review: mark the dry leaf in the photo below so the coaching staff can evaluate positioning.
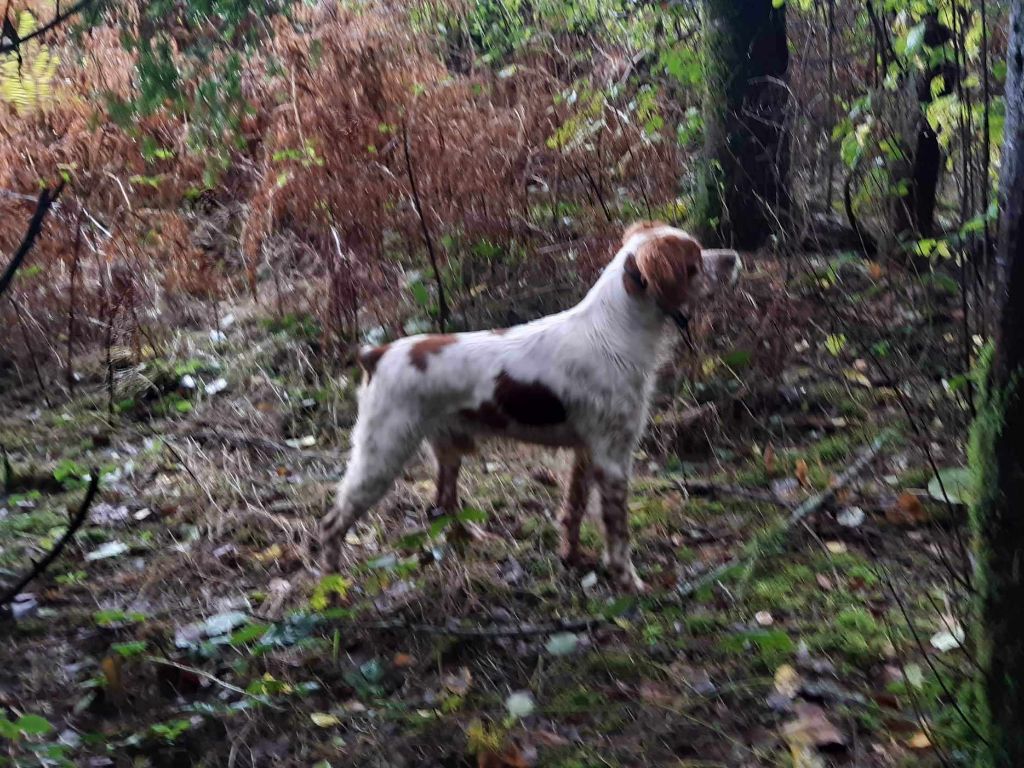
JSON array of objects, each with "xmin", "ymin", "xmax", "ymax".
[
  {"xmin": 531, "ymin": 730, "xmax": 569, "ymax": 748},
  {"xmin": 443, "ymin": 666, "xmax": 473, "ymax": 696},
  {"xmin": 867, "ymin": 261, "xmax": 884, "ymax": 280},
  {"xmin": 886, "ymin": 493, "xmax": 928, "ymax": 526},
  {"xmin": 907, "ymin": 731, "xmax": 931, "ymax": 749},
  {"xmin": 816, "ymin": 573, "xmax": 834, "ymax": 591},
  {"xmin": 774, "ymin": 664, "xmax": 801, "ymax": 700},
  {"xmin": 783, "ymin": 702, "xmax": 847, "ymax": 751},
  {"xmin": 310, "ymin": 712, "xmax": 341, "ymax": 727},
  {"xmin": 755, "ymin": 610, "xmax": 774, "ymax": 627},
  {"xmin": 254, "ymin": 544, "xmax": 283, "ymax": 562},
  {"xmin": 101, "ymin": 655, "xmax": 124, "ymax": 703},
  {"xmin": 478, "ymin": 746, "xmax": 528, "ymax": 768},
  {"xmin": 393, "ymin": 652, "xmax": 416, "ymax": 668},
  {"xmin": 795, "ymin": 459, "xmax": 809, "ymax": 487},
  {"xmin": 763, "ymin": 445, "xmax": 776, "ymax": 474},
  {"xmin": 825, "ymin": 541, "xmax": 847, "ymax": 554}
]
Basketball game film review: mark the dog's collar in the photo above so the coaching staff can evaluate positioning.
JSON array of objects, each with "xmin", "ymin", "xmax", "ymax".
[{"xmin": 623, "ymin": 265, "xmax": 690, "ymax": 333}]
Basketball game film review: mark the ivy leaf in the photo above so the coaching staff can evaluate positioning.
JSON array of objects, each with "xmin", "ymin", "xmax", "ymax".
[{"xmin": 15, "ymin": 714, "xmax": 53, "ymax": 736}]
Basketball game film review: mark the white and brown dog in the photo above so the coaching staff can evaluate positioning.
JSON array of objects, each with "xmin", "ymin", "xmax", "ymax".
[{"xmin": 321, "ymin": 221, "xmax": 741, "ymax": 590}]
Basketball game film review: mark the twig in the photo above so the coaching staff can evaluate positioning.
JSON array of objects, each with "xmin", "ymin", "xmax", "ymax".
[
  {"xmin": 183, "ymin": 427, "xmax": 342, "ymax": 465},
  {"xmin": 675, "ymin": 478, "xmax": 794, "ymax": 508},
  {"xmin": 145, "ymin": 656, "xmax": 282, "ymax": 710},
  {"xmin": 354, "ymin": 615, "xmax": 609, "ymax": 638},
  {"xmin": 402, "ymin": 120, "xmax": 449, "ymax": 333},
  {"xmin": 0, "ymin": 182, "xmax": 65, "ymax": 298},
  {"xmin": 0, "ymin": 0, "xmax": 91, "ymax": 55},
  {"xmin": 676, "ymin": 432, "xmax": 892, "ymax": 598},
  {"xmin": 0, "ymin": 473, "xmax": 98, "ymax": 609}
]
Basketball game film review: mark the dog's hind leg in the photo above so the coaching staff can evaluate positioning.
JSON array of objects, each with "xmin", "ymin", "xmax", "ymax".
[{"xmin": 320, "ymin": 403, "xmax": 423, "ymax": 563}]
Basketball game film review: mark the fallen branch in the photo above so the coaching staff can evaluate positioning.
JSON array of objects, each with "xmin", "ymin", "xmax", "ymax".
[
  {"xmin": 676, "ymin": 478, "xmax": 794, "ymax": 508},
  {"xmin": 0, "ymin": 472, "xmax": 99, "ymax": 609},
  {"xmin": 676, "ymin": 432, "xmax": 892, "ymax": 599},
  {"xmin": 355, "ymin": 614, "xmax": 610, "ymax": 639},
  {"xmin": 183, "ymin": 427, "xmax": 342, "ymax": 465},
  {"xmin": 145, "ymin": 656, "xmax": 282, "ymax": 710},
  {"xmin": 0, "ymin": 182, "xmax": 66, "ymax": 298}
]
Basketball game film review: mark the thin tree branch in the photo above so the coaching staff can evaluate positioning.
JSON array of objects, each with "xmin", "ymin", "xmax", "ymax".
[
  {"xmin": 0, "ymin": 0, "xmax": 92, "ymax": 56},
  {"xmin": 0, "ymin": 472, "xmax": 98, "ymax": 609},
  {"xmin": 0, "ymin": 182, "xmax": 66, "ymax": 298}
]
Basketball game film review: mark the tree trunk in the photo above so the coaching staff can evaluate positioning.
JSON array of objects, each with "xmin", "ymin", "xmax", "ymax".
[
  {"xmin": 894, "ymin": 14, "xmax": 955, "ymax": 240},
  {"xmin": 970, "ymin": 2, "xmax": 1024, "ymax": 765},
  {"xmin": 697, "ymin": 0, "xmax": 790, "ymax": 250}
]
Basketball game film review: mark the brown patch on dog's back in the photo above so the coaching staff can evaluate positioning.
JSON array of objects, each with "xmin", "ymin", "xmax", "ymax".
[
  {"xmin": 358, "ymin": 344, "xmax": 390, "ymax": 382},
  {"xmin": 409, "ymin": 334, "xmax": 457, "ymax": 371},
  {"xmin": 491, "ymin": 328, "xmax": 510, "ymax": 336},
  {"xmin": 493, "ymin": 371, "xmax": 567, "ymax": 426}
]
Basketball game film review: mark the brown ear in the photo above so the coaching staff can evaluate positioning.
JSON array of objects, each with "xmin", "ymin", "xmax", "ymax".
[
  {"xmin": 622, "ymin": 252, "xmax": 647, "ymax": 296},
  {"xmin": 622, "ymin": 220, "xmax": 668, "ymax": 245},
  {"xmin": 633, "ymin": 233, "xmax": 702, "ymax": 310}
]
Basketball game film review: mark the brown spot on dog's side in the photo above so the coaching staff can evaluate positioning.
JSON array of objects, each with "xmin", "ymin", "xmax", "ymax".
[
  {"xmin": 358, "ymin": 344, "xmax": 390, "ymax": 382},
  {"xmin": 491, "ymin": 328, "xmax": 510, "ymax": 336},
  {"xmin": 459, "ymin": 402, "xmax": 509, "ymax": 430},
  {"xmin": 622, "ymin": 252, "xmax": 646, "ymax": 297},
  {"xmin": 409, "ymin": 334, "xmax": 457, "ymax": 372},
  {"xmin": 493, "ymin": 371, "xmax": 567, "ymax": 426}
]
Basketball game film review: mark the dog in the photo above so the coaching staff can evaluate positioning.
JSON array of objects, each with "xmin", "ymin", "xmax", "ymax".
[{"xmin": 321, "ymin": 221, "xmax": 741, "ymax": 590}]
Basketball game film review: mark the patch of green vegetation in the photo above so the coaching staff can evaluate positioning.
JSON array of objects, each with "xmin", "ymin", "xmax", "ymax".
[
  {"xmin": 683, "ymin": 612, "xmax": 725, "ymax": 636},
  {"xmin": 262, "ymin": 312, "xmax": 322, "ymax": 340},
  {"xmin": 628, "ymin": 496, "xmax": 670, "ymax": 530},
  {"xmin": 546, "ymin": 685, "xmax": 607, "ymax": 717},
  {"xmin": 581, "ymin": 650, "xmax": 662, "ymax": 684},
  {"xmin": 746, "ymin": 564, "xmax": 816, "ymax": 613},
  {"xmin": 809, "ymin": 606, "xmax": 888, "ymax": 666},
  {"xmin": 806, "ymin": 433, "xmax": 856, "ymax": 465},
  {"xmin": 719, "ymin": 629, "xmax": 795, "ymax": 670},
  {"xmin": 579, "ymin": 521, "xmax": 602, "ymax": 551}
]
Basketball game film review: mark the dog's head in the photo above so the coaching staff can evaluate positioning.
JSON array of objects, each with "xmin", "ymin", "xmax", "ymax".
[{"xmin": 620, "ymin": 221, "xmax": 740, "ymax": 328}]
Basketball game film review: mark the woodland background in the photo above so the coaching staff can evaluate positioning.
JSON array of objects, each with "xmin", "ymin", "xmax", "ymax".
[{"xmin": 0, "ymin": 1, "xmax": 1015, "ymax": 767}]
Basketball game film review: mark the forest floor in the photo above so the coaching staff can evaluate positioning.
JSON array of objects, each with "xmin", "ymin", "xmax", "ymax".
[{"xmin": 0, "ymin": 248, "xmax": 979, "ymax": 768}]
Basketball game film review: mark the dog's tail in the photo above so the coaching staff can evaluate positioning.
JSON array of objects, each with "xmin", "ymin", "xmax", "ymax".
[{"xmin": 357, "ymin": 343, "xmax": 389, "ymax": 386}]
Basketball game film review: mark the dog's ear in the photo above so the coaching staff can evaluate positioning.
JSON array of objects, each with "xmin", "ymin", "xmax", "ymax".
[
  {"xmin": 633, "ymin": 233, "xmax": 702, "ymax": 310},
  {"xmin": 622, "ymin": 252, "xmax": 647, "ymax": 296},
  {"xmin": 622, "ymin": 220, "xmax": 667, "ymax": 245}
]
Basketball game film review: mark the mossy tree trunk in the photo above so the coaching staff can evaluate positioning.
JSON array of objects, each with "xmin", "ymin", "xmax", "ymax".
[
  {"xmin": 970, "ymin": 2, "xmax": 1024, "ymax": 765},
  {"xmin": 697, "ymin": 0, "xmax": 790, "ymax": 250}
]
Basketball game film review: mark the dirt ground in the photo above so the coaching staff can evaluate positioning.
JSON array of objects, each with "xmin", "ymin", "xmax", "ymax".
[{"xmin": 0, "ymin": 250, "xmax": 979, "ymax": 767}]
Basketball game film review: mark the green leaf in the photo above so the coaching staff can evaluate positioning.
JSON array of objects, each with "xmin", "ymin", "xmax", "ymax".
[
  {"xmin": 927, "ymin": 467, "xmax": 974, "ymax": 506},
  {"xmin": 112, "ymin": 641, "xmax": 149, "ymax": 658},
  {"xmin": 409, "ymin": 280, "xmax": 431, "ymax": 309},
  {"xmin": 0, "ymin": 717, "xmax": 21, "ymax": 740},
  {"xmin": 544, "ymin": 632, "xmax": 579, "ymax": 656},
  {"xmin": 230, "ymin": 622, "xmax": 269, "ymax": 645},
  {"xmin": 824, "ymin": 334, "xmax": 846, "ymax": 357},
  {"xmin": 721, "ymin": 349, "xmax": 752, "ymax": 369},
  {"xmin": 15, "ymin": 715, "xmax": 53, "ymax": 736}
]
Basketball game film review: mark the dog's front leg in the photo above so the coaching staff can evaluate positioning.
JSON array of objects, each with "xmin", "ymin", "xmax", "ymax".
[
  {"xmin": 558, "ymin": 449, "xmax": 592, "ymax": 566},
  {"xmin": 593, "ymin": 458, "xmax": 646, "ymax": 593}
]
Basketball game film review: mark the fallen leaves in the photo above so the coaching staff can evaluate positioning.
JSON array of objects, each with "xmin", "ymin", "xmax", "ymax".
[
  {"xmin": 795, "ymin": 459, "xmax": 809, "ymax": 488},
  {"xmin": 782, "ymin": 702, "xmax": 847, "ymax": 753},
  {"xmin": 885, "ymin": 492, "xmax": 928, "ymax": 526}
]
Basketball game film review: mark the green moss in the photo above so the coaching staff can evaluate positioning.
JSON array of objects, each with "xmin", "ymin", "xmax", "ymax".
[
  {"xmin": 719, "ymin": 629, "xmax": 794, "ymax": 670},
  {"xmin": 809, "ymin": 607, "xmax": 887, "ymax": 666}
]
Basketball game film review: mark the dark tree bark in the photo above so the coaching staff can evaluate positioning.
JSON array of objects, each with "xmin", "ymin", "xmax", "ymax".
[
  {"xmin": 970, "ymin": 2, "xmax": 1024, "ymax": 765},
  {"xmin": 895, "ymin": 14, "xmax": 956, "ymax": 239},
  {"xmin": 697, "ymin": 0, "xmax": 790, "ymax": 250}
]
